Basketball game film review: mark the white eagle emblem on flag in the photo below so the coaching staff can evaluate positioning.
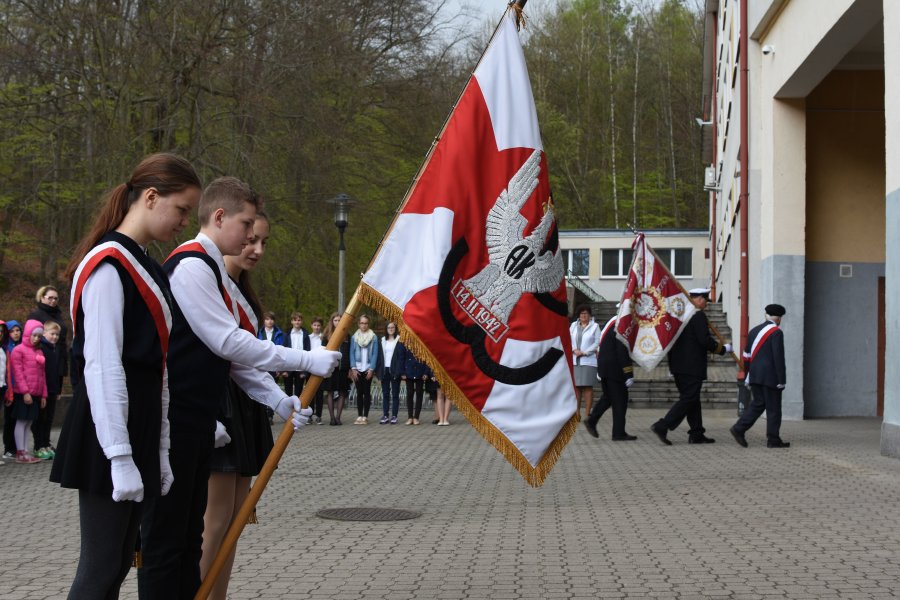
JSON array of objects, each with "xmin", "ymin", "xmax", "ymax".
[{"xmin": 459, "ymin": 149, "xmax": 564, "ymax": 330}]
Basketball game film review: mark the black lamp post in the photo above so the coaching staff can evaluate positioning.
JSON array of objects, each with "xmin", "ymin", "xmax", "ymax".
[{"xmin": 329, "ymin": 193, "xmax": 355, "ymax": 312}]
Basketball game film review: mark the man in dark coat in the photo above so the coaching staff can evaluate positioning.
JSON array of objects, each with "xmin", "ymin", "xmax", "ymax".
[
  {"xmin": 651, "ymin": 288, "xmax": 731, "ymax": 445},
  {"xmin": 584, "ymin": 314, "xmax": 636, "ymax": 441},
  {"xmin": 730, "ymin": 304, "xmax": 789, "ymax": 448}
]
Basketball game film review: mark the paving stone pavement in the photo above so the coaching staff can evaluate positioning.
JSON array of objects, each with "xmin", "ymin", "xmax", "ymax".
[{"xmin": 2, "ymin": 408, "xmax": 900, "ymax": 599}]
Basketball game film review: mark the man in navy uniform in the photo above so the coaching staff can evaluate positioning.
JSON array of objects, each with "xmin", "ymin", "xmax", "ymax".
[
  {"xmin": 730, "ymin": 304, "xmax": 789, "ymax": 448},
  {"xmin": 584, "ymin": 310, "xmax": 636, "ymax": 441},
  {"xmin": 651, "ymin": 288, "xmax": 732, "ymax": 445}
]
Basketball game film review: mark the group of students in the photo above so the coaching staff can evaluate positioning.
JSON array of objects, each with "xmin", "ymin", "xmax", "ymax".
[
  {"xmin": 259, "ymin": 312, "xmax": 453, "ymax": 427},
  {"xmin": 40, "ymin": 153, "xmax": 342, "ymax": 600},
  {"xmin": 1, "ymin": 285, "xmax": 69, "ymax": 464}
]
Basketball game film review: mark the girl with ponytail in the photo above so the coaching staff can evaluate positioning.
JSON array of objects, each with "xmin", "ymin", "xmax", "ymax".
[{"xmin": 51, "ymin": 153, "xmax": 202, "ymax": 599}]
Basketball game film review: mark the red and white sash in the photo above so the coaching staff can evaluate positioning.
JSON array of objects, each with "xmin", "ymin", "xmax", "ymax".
[
  {"xmin": 166, "ymin": 241, "xmax": 240, "ymax": 325},
  {"xmin": 743, "ymin": 323, "xmax": 779, "ymax": 384},
  {"xmin": 71, "ymin": 241, "xmax": 173, "ymax": 362}
]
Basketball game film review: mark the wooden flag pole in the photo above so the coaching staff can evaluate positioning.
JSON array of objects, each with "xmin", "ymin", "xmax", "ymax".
[
  {"xmin": 194, "ymin": 293, "xmax": 363, "ymax": 600},
  {"xmin": 642, "ymin": 243, "xmax": 743, "ymax": 368}
]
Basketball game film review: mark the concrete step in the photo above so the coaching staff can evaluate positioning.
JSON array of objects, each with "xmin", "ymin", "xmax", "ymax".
[{"xmin": 595, "ymin": 379, "xmax": 742, "ymax": 406}]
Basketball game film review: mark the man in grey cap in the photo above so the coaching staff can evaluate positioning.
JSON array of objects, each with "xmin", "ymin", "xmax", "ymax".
[
  {"xmin": 651, "ymin": 288, "xmax": 732, "ymax": 445},
  {"xmin": 730, "ymin": 304, "xmax": 789, "ymax": 448}
]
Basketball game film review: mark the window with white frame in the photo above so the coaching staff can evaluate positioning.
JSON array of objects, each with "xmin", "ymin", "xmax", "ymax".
[
  {"xmin": 562, "ymin": 249, "xmax": 589, "ymax": 277},
  {"xmin": 600, "ymin": 249, "xmax": 633, "ymax": 278},
  {"xmin": 655, "ymin": 248, "xmax": 692, "ymax": 277}
]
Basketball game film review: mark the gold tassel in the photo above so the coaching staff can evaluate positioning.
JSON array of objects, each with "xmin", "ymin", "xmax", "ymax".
[
  {"xmin": 509, "ymin": 2, "xmax": 529, "ymax": 31},
  {"xmin": 247, "ymin": 508, "xmax": 258, "ymax": 525},
  {"xmin": 358, "ymin": 284, "xmax": 576, "ymax": 487},
  {"xmin": 132, "ymin": 551, "xmax": 142, "ymax": 568}
]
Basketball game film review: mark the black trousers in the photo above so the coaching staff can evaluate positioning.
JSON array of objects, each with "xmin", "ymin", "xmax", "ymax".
[
  {"xmin": 32, "ymin": 394, "xmax": 58, "ymax": 448},
  {"xmin": 283, "ymin": 372, "xmax": 306, "ymax": 397},
  {"xmin": 3, "ymin": 399, "xmax": 15, "ymax": 454},
  {"xmin": 734, "ymin": 384, "xmax": 783, "ymax": 441},
  {"xmin": 657, "ymin": 374, "xmax": 705, "ymax": 436},
  {"xmin": 67, "ymin": 489, "xmax": 142, "ymax": 600},
  {"xmin": 355, "ymin": 376, "xmax": 372, "ymax": 416},
  {"xmin": 138, "ymin": 420, "xmax": 213, "ymax": 599},
  {"xmin": 588, "ymin": 379, "xmax": 628, "ymax": 437},
  {"xmin": 405, "ymin": 378, "xmax": 424, "ymax": 419}
]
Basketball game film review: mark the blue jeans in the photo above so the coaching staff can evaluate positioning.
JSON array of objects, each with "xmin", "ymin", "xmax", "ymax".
[{"xmin": 381, "ymin": 369, "xmax": 401, "ymax": 417}]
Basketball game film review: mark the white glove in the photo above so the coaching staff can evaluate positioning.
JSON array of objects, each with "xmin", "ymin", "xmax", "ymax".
[
  {"xmin": 625, "ymin": 378, "xmax": 634, "ymax": 388},
  {"xmin": 110, "ymin": 455, "xmax": 144, "ymax": 502},
  {"xmin": 297, "ymin": 348, "xmax": 342, "ymax": 378},
  {"xmin": 214, "ymin": 420, "xmax": 231, "ymax": 448},
  {"xmin": 159, "ymin": 450, "xmax": 174, "ymax": 496},
  {"xmin": 274, "ymin": 396, "xmax": 313, "ymax": 429},
  {"xmin": 293, "ymin": 406, "xmax": 313, "ymax": 429},
  {"xmin": 724, "ymin": 343, "xmax": 733, "ymax": 353},
  {"xmin": 776, "ymin": 384, "xmax": 785, "ymax": 389}
]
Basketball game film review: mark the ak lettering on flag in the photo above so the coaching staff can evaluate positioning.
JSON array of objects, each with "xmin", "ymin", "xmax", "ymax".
[
  {"xmin": 358, "ymin": 8, "xmax": 577, "ymax": 487},
  {"xmin": 615, "ymin": 233, "xmax": 697, "ymax": 370}
]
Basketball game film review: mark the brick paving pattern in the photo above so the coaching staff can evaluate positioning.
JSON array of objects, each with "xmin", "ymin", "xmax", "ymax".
[{"xmin": 2, "ymin": 408, "xmax": 900, "ymax": 599}]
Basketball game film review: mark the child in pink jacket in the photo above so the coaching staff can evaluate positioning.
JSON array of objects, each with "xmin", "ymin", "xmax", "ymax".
[{"xmin": 10, "ymin": 319, "xmax": 46, "ymax": 463}]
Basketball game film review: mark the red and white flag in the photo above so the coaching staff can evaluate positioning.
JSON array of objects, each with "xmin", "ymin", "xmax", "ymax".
[
  {"xmin": 615, "ymin": 233, "xmax": 696, "ymax": 370},
  {"xmin": 359, "ymin": 8, "xmax": 577, "ymax": 486}
]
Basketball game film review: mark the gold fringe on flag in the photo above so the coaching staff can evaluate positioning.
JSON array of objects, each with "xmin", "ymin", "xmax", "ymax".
[
  {"xmin": 247, "ymin": 507, "xmax": 258, "ymax": 524},
  {"xmin": 358, "ymin": 283, "xmax": 576, "ymax": 488},
  {"xmin": 132, "ymin": 551, "xmax": 142, "ymax": 568}
]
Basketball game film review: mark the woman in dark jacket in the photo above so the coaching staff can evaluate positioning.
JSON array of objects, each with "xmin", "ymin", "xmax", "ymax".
[{"xmin": 27, "ymin": 285, "xmax": 69, "ymax": 385}]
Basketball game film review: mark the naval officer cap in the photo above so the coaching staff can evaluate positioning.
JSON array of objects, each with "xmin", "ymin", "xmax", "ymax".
[
  {"xmin": 765, "ymin": 303, "xmax": 786, "ymax": 317},
  {"xmin": 688, "ymin": 287, "xmax": 711, "ymax": 299}
]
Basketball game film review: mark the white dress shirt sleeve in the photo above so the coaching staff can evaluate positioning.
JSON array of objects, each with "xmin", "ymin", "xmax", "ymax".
[
  {"xmin": 168, "ymin": 257, "xmax": 310, "ymax": 372},
  {"xmin": 82, "ymin": 263, "xmax": 132, "ymax": 459}
]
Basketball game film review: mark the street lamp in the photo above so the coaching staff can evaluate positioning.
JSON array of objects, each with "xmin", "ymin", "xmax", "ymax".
[{"xmin": 329, "ymin": 193, "xmax": 355, "ymax": 312}]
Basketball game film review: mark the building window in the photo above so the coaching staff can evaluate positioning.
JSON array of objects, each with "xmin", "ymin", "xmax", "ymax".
[
  {"xmin": 563, "ymin": 249, "xmax": 589, "ymax": 277},
  {"xmin": 655, "ymin": 248, "xmax": 693, "ymax": 277},
  {"xmin": 600, "ymin": 249, "xmax": 633, "ymax": 278}
]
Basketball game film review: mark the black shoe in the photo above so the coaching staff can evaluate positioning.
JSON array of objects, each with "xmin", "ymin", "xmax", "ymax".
[
  {"xmin": 767, "ymin": 439, "xmax": 790, "ymax": 448},
  {"xmin": 651, "ymin": 423, "xmax": 672, "ymax": 446},
  {"xmin": 688, "ymin": 435, "xmax": 716, "ymax": 444},
  {"xmin": 584, "ymin": 420, "xmax": 599, "ymax": 438},
  {"xmin": 730, "ymin": 426, "xmax": 748, "ymax": 448},
  {"xmin": 612, "ymin": 434, "xmax": 637, "ymax": 441}
]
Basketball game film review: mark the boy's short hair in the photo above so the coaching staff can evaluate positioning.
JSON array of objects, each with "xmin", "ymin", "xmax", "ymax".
[
  {"xmin": 42, "ymin": 321, "xmax": 61, "ymax": 333},
  {"xmin": 263, "ymin": 311, "xmax": 276, "ymax": 321},
  {"xmin": 198, "ymin": 176, "xmax": 262, "ymax": 225},
  {"xmin": 311, "ymin": 317, "xmax": 324, "ymax": 326},
  {"xmin": 291, "ymin": 312, "xmax": 303, "ymax": 320}
]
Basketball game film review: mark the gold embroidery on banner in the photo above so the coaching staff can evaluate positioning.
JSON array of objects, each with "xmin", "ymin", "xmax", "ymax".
[
  {"xmin": 637, "ymin": 334, "xmax": 659, "ymax": 355},
  {"xmin": 632, "ymin": 286, "xmax": 667, "ymax": 329}
]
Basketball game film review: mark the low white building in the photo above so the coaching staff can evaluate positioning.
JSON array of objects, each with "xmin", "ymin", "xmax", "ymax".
[{"xmin": 558, "ymin": 229, "xmax": 712, "ymax": 305}]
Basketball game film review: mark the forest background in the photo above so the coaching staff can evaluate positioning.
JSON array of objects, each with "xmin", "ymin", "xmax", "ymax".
[{"xmin": 0, "ymin": 0, "xmax": 705, "ymax": 323}]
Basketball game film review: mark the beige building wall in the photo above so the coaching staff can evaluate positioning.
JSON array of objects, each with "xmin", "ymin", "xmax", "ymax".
[{"xmin": 806, "ymin": 71, "xmax": 885, "ymax": 264}]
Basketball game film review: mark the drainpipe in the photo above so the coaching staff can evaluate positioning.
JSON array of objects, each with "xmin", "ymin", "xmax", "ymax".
[
  {"xmin": 709, "ymin": 9, "xmax": 718, "ymax": 300},
  {"xmin": 739, "ymin": 0, "xmax": 750, "ymax": 353}
]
